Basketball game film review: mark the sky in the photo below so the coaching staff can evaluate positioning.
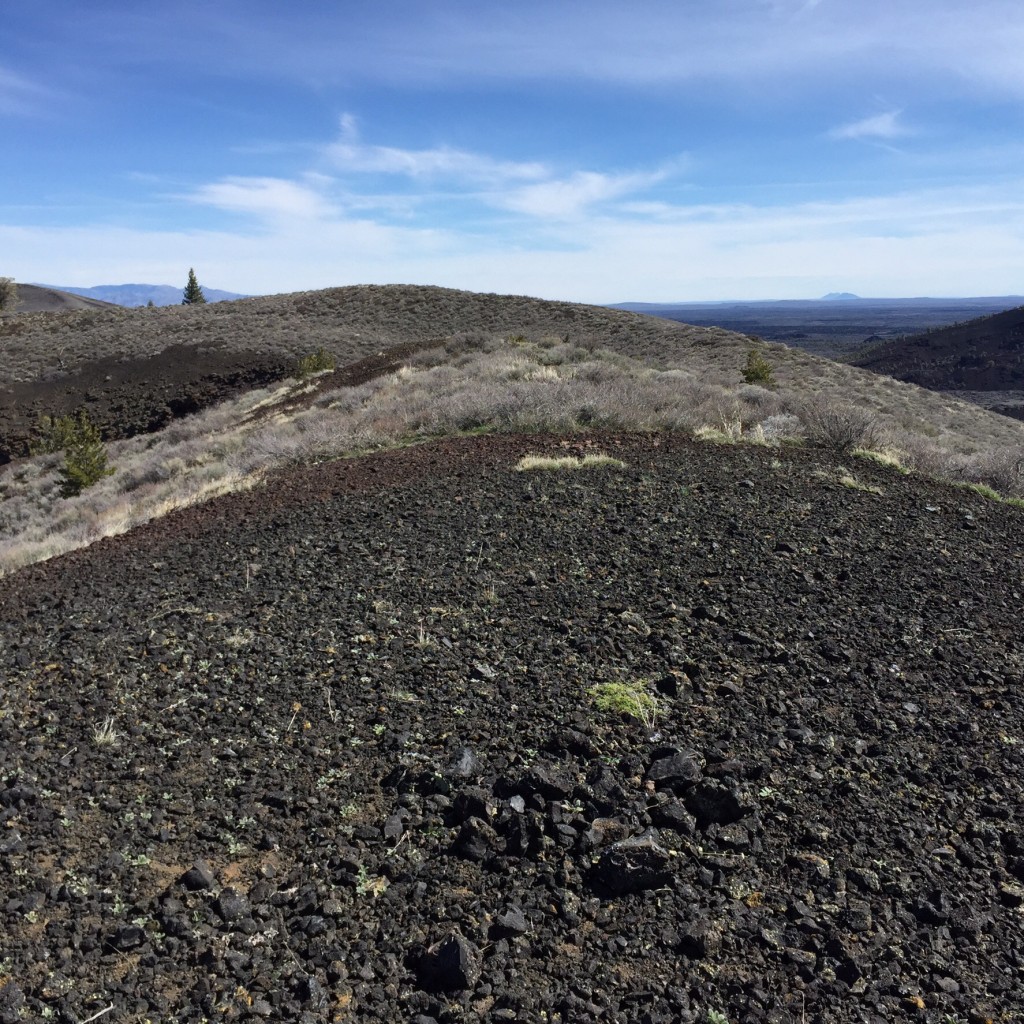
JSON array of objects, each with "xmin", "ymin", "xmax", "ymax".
[{"xmin": 3, "ymin": 0, "xmax": 1024, "ymax": 302}]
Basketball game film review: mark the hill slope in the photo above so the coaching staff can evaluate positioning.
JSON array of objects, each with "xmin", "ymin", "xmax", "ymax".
[
  {"xmin": 611, "ymin": 297, "xmax": 1024, "ymax": 360},
  {"xmin": 1, "ymin": 433, "xmax": 1022, "ymax": 1023}
]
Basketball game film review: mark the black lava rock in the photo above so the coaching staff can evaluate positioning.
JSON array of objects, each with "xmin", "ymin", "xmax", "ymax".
[
  {"xmin": 593, "ymin": 830, "xmax": 674, "ymax": 894},
  {"xmin": 417, "ymin": 931, "xmax": 481, "ymax": 993}
]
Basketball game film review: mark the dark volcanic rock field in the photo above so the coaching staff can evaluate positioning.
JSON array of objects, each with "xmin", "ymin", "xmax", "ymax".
[{"xmin": 1, "ymin": 433, "xmax": 1023, "ymax": 1023}]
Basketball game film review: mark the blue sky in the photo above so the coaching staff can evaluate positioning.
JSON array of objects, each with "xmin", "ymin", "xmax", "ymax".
[{"xmin": 3, "ymin": 0, "xmax": 1024, "ymax": 301}]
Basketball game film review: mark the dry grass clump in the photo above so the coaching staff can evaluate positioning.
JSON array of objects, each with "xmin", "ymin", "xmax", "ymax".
[
  {"xmin": 838, "ymin": 472, "xmax": 884, "ymax": 495},
  {"xmin": 515, "ymin": 453, "xmax": 626, "ymax": 472},
  {"xmin": 852, "ymin": 448, "xmax": 909, "ymax": 473}
]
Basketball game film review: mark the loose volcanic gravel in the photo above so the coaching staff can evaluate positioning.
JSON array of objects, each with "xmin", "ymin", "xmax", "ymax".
[{"xmin": 1, "ymin": 433, "xmax": 1023, "ymax": 1024}]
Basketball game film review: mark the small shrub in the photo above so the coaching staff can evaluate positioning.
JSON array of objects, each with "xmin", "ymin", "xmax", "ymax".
[
  {"xmin": 742, "ymin": 348, "xmax": 776, "ymax": 387},
  {"xmin": 0, "ymin": 276, "xmax": 17, "ymax": 312},
  {"xmin": 294, "ymin": 347, "xmax": 337, "ymax": 380},
  {"xmin": 964, "ymin": 449, "xmax": 1024, "ymax": 497},
  {"xmin": 759, "ymin": 413, "xmax": 804, "ymax": 444}
]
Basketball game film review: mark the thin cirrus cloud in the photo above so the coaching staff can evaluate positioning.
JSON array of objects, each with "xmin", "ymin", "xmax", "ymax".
[{"xmin": 139, "ymin": 1, "xmax": 1024, "ymax": 101}]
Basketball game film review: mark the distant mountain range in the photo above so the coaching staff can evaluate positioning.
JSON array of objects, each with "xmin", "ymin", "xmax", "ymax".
[{"xmin": 41, "ymin": 283, "xmax": 247, "ymax": 307}]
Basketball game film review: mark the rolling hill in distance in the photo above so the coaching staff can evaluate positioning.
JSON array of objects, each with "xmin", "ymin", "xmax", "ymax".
[{"xmin": 851, "ymin": 302, "xmax": 1024, "ymax": 388}]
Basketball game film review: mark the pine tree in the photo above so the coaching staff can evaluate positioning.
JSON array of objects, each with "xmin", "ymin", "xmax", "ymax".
[
  {"xmin": 182, "ymin": 268, "xmax": 206, "ymax": 305},
  {"xmin": 57, "ymin": 411, "xmax": 114, "ymax": 497},
  {"xmin": 742, "ymin": 347, "xmax": 776, "ymax": 388}
]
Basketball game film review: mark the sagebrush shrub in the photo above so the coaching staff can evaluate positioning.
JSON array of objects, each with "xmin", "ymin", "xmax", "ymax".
[
  {"xmin": 0, "ymin": 276, "xmax": 17, "ymax": 312},
  {"xmin": 799, "ymin": 397, "xmax": 882, "ymax": 452}
]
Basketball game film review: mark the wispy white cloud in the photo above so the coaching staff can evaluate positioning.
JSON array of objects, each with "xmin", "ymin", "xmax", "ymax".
[
  {"xmin": 184, "ymin": 175, "xmax": 338, "ymax": 221},
  {"xmin": 321, "ymin": 116, "xmax": 683, "ymax": 221},
  {"xmin": 496, "ymin": 170, "xmax": 670, "ymax": 220},
  {"xmin": 104, "ymin": 1, "xmax": 1024, "ymax": 100},
  {"xmin": 326, "ymin": 114, "xmax": 547, "ymax": 184},
  {"xmin": 828, "ymin": 109, "xmax": 910, "ymax": 141}
]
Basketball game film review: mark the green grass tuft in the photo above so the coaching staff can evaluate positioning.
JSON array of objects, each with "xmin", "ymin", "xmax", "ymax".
[
  {"xmin": 852, "ymin": 447, "xmax": 910, "ymax": 474},
  {"xmin": 588, "ymin": 680, "xmax": 659, "ymax": 727}
]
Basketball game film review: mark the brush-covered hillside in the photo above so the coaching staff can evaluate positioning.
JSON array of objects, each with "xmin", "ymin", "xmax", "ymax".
[{"xmin": 1, "ymin": 284, "xmax": 1024, "ymax": 1022}]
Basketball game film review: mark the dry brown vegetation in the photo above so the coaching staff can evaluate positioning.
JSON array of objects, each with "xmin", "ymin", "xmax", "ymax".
[{"xmin": 2, "ymin": 285, "xmax": 1024, "ymax": 576}]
